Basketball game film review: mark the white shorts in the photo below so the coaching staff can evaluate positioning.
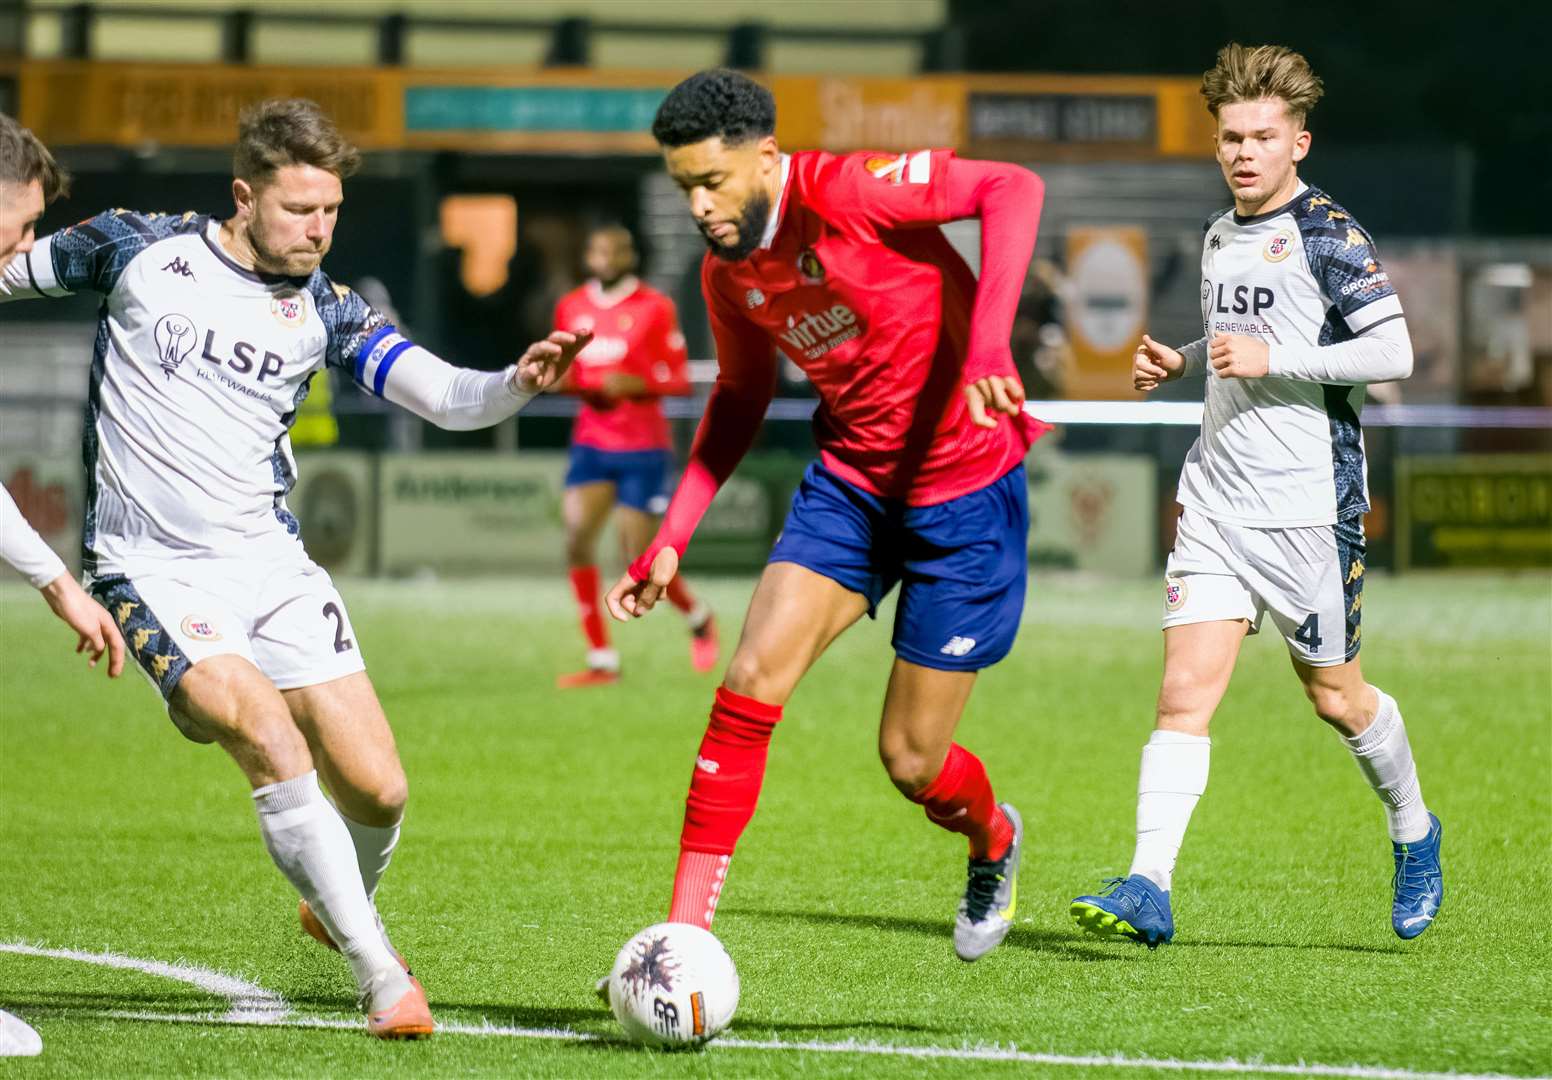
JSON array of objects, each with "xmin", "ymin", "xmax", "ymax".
[
  {"xmin": 1162, "ymin": 508, "xmax": 1365, "ymax": 666},
  {"xmin": 89, "ymin": 555, "xmax": 366, "ymax": 707}
]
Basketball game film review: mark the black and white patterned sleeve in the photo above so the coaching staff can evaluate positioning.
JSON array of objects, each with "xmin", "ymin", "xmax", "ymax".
[
  {"xmin": 1295, "ymin": 195, "xmax": 1404, "ymax": 336},
  {"xmin": 0, "ymin": 209, "xmax": 200, "ymax": 302}
]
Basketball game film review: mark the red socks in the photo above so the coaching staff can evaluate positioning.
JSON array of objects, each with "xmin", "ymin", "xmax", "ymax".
[
  {"xmin": 567, "ymin": 565, "xmax": 608, "ymax": 650},
  {"xmin": 668, "ymin": 687, "xmax": 781, "ymax": 927},
  {"xmin": 664, "ymin": 575, "xmax": 696, "ymax": 615},
  {"xmin": 910, "ymin": 743, "xmax": 1013, "ymax": 861}
]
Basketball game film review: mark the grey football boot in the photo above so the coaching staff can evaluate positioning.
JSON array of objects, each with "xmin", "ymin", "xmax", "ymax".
[{"xmin": 953, "ymin": 802, "xmax": 1022, "ymax": 961}]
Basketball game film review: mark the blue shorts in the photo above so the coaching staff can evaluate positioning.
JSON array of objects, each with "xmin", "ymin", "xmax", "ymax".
[
  {"xmin": 768, "ymin": 462, "xmax": 1029, "ymax": 672},
  {"xmin": 565, "ymin": 445, "xmax": 672, "ymax": 513}
]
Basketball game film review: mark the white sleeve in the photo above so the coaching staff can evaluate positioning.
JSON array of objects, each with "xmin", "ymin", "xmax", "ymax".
[
  {"xmin": 1, "ymin": 485, "xmax": 68, "ymax": 588},
  {"xmin": 378, "ymin": 345, "xmax": 535, "ymax": 431},
  {"xmin": 0, "ymin": 237, "xmax": 68, "ymax": 303},
  {"xmin": 1178, "ymin": 337, "xmax": 1208, "ymax": 378},
  {"xmin": 1267, "ymin": 316, "xmax": 1414, "ymax": 384}
]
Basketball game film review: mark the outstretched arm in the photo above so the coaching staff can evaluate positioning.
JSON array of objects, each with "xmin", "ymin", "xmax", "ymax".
[
  {"xmin": 377, "ymin": 330, "xmax": 591, "ymax": 430},
  {"xmin": 604, "ymin": 276, "xmax": 777, "ymax": 620}
]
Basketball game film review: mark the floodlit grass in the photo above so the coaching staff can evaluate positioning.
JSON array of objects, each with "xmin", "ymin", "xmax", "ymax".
[{"xmin": 2, "ymin": 573, "xmax": 1548, "ymax": 1078}]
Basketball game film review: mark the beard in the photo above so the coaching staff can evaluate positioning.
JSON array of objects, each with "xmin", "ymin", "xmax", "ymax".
[
  {"xmin": 247, "ymin": 217, "xmax": 326, "ymax": 277},
  {"xmin": 700, "ymin": 189, "xmax": 771, "ymax": 263}
]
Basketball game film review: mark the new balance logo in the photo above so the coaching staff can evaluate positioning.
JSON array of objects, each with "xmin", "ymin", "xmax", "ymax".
[
  {"xmin": 695, "ymin": 755, "xmax": 720, "ymax": 775},
  {"xmin": 939, "ymin": 636, "xmax": 977, "ymax": 657},
  {"xmin": 162, "ymin": 257, "xmax": 196, "ymax": 280}
]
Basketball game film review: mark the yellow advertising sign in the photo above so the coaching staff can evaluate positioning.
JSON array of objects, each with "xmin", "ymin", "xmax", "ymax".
[
  {"xmin": 1065, "ymin": 226, "xmax": 1150, "ymax": 400},
  {"xmin": 770, "ymin": 75, "xmax": 964, "ymax": 152}
]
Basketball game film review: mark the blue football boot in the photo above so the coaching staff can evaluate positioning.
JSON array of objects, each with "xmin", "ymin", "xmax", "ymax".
[
  {"xmin": 1070, "ymin": 874, "xmax": 1174, "ymax": 949},
  {"xmin": 1391, "ymin": 813, "xmax": 1443, "ymax": 940}
]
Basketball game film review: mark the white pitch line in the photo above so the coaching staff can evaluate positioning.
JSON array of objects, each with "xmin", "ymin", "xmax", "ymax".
[
  {"xmin": 79, "ymin": 1008, "xmax": 1548, "ymax": 1080},
  {"xmin": 5, "ymin": 944, "xmax": 1546, "ymax": 1080},
  {"xmin": 0, "ymin": 942, "xmax": 289, "ymax": 1023}
]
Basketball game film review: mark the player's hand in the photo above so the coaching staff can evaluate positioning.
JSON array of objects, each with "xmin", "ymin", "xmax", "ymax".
[
  {"xmin": 40, "ymin": 574, "xmax": 126, "ymax": 677},
  {"xmin": 514, "ymin": 330, "xmax": 592, "ymax": 394},
  {"xmin": 964, "ymin": 374, "xmax": 1026, "ymax": 429},
  {"xmin": 1208, "ymin": 334, "xmax": 1270, "ymax": 379},
  {"xmin": 605, "ymin": 547, "xmax": 679, "ymax": 621},
  {"xmin": 1134, "ymin": 333, "xmax": 1185, "ymax": 392}
]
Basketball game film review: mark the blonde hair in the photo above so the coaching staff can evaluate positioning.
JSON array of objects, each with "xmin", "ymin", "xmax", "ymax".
[{"xmin": 1201, "ymin": 43, "xmax": 1324, "ymax": 126}]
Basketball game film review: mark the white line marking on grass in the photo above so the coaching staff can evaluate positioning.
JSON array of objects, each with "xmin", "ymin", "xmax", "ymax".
[
  {"xmin": 73, "ymin": 1008, "xmax": 1549, "ymax": 1080},
  {"xmin": 6, "ymin": 945, "xmax": 1546, "ymax": 1080},
  {"xmin": 0, "ymin": 942, "xmax": 289, "ymax": 1023}
]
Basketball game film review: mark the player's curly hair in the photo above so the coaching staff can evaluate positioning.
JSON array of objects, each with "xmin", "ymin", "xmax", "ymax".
[
  {"xmin": 234, "ymin": 98, "xmax": 361, "ymax": 187},
  {"xmin": 651, "ymin": 69, "xmax": 775, "ymax": 148},
  {"xmin": 1201, "ymin": 43, "xmax": 1324, "ymax": 125},
  {"xmin": 0, "ymin": 112, "xmax": 70, "ymax": 203}
]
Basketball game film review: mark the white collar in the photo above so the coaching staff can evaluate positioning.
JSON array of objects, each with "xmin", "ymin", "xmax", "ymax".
[
  {"xmin": 586, "ymin": 275, "xmax": 639, "ymax": 308},
  {"xmin": 759, "ymin": 154, "xmax": 791, "ymax": 250}
]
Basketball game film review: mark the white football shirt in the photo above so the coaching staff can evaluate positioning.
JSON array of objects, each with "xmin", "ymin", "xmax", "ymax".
[
  {"xmin": 1177, "ymin": 183, "xmax": 1405, "ymax": 527},
  {"xmin": 1, "ymin": 210, "xmax": 408, "ymax": 575}
]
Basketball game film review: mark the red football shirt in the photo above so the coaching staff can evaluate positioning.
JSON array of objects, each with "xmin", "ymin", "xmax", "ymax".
[
  {"xmin": 555, "ymin": 278, "xmax": 690, "ymax": 452},
  {"xmin": 630, "ymin": 150, "xmax": 1048, "ymax": 581}
]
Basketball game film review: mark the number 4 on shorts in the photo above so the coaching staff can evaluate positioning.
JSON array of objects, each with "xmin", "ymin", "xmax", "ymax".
[{"xmin": 1294, "ymin": 613, "xmax": 1322, "ymax": 651}]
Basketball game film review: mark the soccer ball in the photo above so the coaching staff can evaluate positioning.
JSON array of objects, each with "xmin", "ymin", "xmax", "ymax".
[{"xmin": 606, "ymin": 923, "xmax": 739, "ymax": 1048}]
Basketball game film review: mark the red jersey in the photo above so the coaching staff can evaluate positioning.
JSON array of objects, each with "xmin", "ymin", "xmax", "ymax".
[
  {"xmin": 630, "ymin": 150, "xmax": 1048, "ymax": 581},
  {"xmin": 555, "ymin": 278, "xmax": 690, "ymax": 452}
]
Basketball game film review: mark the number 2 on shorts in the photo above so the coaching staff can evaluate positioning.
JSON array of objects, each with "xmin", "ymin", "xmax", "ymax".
[{"xmin": 322, "ymin": 602, "xmax": 354, "ymax": 654}]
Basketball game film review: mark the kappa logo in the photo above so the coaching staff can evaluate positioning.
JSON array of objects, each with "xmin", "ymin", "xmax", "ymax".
[
  {"xmin": 1343, "ymin": 227, "xmax": 1367, "ymax": 250},
  {"xmin": 1165, "ymin": 576, "xmax": 1188, "ymax": 612},
  {"xmin": 745, "ymin": 288, "xmax": 765, "ymax": 309},
  {"xmin": 1208, "ymin": 233, "xmax": 1222, "ymax": 250},
  {"xmin": 161, "ymin": 257, "xmax": 196, "ymax": 280},
  {"xmin": 180, "ymin": 615, "xmax": 222, "ymax": 642},
  {"xmin": 152, "ymin": 313, "xmax": 198, "ymax": 379},
  {"xmin": 695, "ymin": 755, "xmax": 720, "ymax": 775},
  {"xmin": 939, "ymin": 636, "xmax": 977, "ymax": 657}
]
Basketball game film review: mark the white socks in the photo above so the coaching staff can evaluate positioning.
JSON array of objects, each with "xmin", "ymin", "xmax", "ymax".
[
  {"xmin": 253, "ymin": 771, "xmax": 401, "ymax": 991},
  {"xmin": 1343, "ymin": 688, "xmax": 1430, "ymax": 843},
  {"xmin": 340, "ymin": 813, "xmax": 400, "ymax": 902},
  {"xmin": 1129, "ymin": 730, "xmax": 1211, "ymax": 892}
]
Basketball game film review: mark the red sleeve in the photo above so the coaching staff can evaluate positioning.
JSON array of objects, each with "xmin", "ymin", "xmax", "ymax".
[
  {"xmin": 627, "ymin": 264, "xmax": 777, "ymax": 581},
  {"xmin": 834, "ymin": 151, "xmax": 1045, "ymax": 382},
  {"xmin": 633, "ymin": 295, "xmax": 691, "ymax": 397}
]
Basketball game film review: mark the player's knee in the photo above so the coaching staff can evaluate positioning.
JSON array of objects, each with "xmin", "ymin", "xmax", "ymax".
[
  {"xmin": 1155, "ymin": 675, "xmax": 1213, "ymax": 736},
  {"xmin": 721, "ymin": 651, "xmax": 790, "ymax": 705},
  {"xmin": 878, "ymin": 743, "xmax": 937, "ymax": 795},
  {"xmin": 358, "ymin": 766, "xmax": 408, "ymax": 825},
  {"xmin": 1304, "ymin": 680, "xmax": 1357, "ymax": 729}
]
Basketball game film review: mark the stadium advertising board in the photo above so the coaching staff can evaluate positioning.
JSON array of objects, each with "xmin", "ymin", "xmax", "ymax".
[
  {"xmin": 1027, "ymin": 448, "xmax": 1156, "ymax": 576},
  {"xmin": 1064, "ymin": 226, "xmax": 1150, "ymax": 401},
  {"xmin": 0, "ymin": 456, "xmax": 83, "ymax": 576},
  {"xmin": 288, "ymin": 452, "xmax": 377, "ymax": 577},
  {"xmin": 1395, "ymin": 454, "xmax": 1552, "ymax": 569},
  {"xmin": 11, "ymin": 60, "xmax": 1217, "ymax": 159}
]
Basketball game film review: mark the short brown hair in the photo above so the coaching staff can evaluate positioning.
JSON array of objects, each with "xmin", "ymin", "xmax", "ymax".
[
  {"xmin": 233, "ymin": 99, "xmax": 360, "ymax": 187},
  {"xmin": 1201, "ymin": 43, "xmax": 1324, "ymax": 126},
  {"xmin": 0, "ymin": 112, "xmax": 70, "ymax": 202}
]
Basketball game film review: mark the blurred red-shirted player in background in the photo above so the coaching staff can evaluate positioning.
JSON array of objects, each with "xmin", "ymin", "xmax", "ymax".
[
  {"xmin": 555, "ymin": 224, "xmax": 718, "ymax": 688},
  {"xmin": 605, "ymin": 70, "xmax": 1049, "ymax": 962}
]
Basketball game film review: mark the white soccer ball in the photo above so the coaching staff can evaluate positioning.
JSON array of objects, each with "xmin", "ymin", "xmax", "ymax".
[{"xmin": 607, "ymin": 923, "xmax": 739, "ymax": 1048}]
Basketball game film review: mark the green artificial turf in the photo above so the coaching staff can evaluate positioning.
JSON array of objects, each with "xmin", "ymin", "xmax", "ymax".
[{"xmin": 1, "ymin": 573, "xmax": 1548, "ymax": 1078}]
